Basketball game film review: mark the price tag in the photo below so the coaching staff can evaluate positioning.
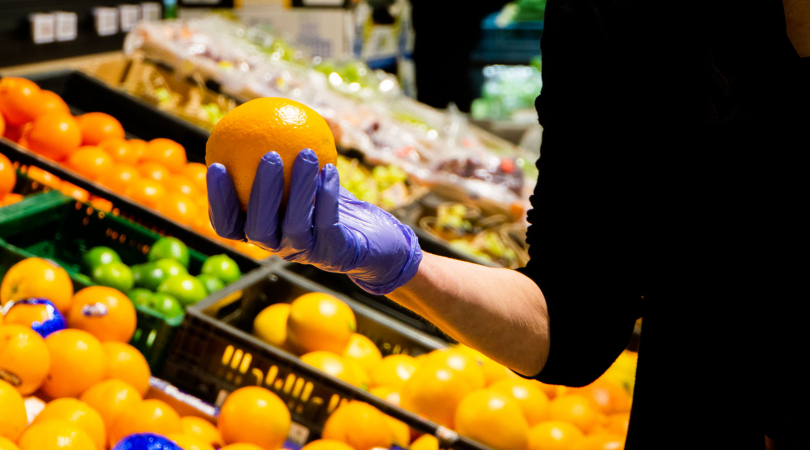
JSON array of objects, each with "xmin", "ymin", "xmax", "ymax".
[
  {"xmin": 29, "ymin": 13, "xmax": 55, "ymax": 44},
  {"xmin": 119, "ymin": 5, "xmax": 140, "ymax": 32},
  {"xmin": 54, "ymin": 12, "xmax": 78, "ymax": 42},
  {"xmin": 93, "ymin": 7, "xmax": 119, "ymax": 36},
  {"xmin": 140, "ymin": 2, "xmax": 162, "ymax": 22}
]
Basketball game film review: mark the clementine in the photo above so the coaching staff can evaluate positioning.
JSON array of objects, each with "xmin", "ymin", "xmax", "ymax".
[
  {"xmin": 99, "ymin": 163, "xmax": 140, "ymax": 194},
  {"xmin": 527, "ymin": 421, "xmax": 585, "ymax": 450},
  {"xmin": 0, "ymin": 77, "xmax": 42, "ymax": 126},
  {"xmin": 77, "ymin": 112, "xmax": 124, "ymax": 146},
  {"xmin": 66, "ymin": 146, "xmax": 114, "ymax": 181},
  {"xmin": 99, "ymin": 138, "xmax": 140, "ymax": 165},
  {"xmin": 26, "ymin": 112, "xmax": 82, "ymax": 161},
  {"xmin": 143, "ymin": 138, "xmax": 187, "ymax": 172},
  {"xmin": 126, "ymin": 178, "xmax": 166, "ymax": 209}
]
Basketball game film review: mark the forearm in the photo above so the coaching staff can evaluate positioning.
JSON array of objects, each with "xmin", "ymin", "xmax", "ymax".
[{"xmin": 388, "ymin": 252, "xmax": 550, "ymax": 376}]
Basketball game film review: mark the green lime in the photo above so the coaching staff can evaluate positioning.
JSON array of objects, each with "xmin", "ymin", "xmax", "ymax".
[
  {"xmin": 127, "ymin": 288, "xmax": 153, "ymax": 307},
  {"xmin": 83, "ymin": 246, "xmax": 122, "ymax": 271},
  {"xmin": 92, "ymin": 261, "xmax": 134, "ymax": 292},
  {"xmin": 132, "ymin": 263, "xmax": 165, "ymax": 291},
  {"xmin": 201, "ymin": 255, "xmax": 241, "ymax": 285},
  {"xmin": 157, "ymin": 274, "xmax": 207, "ymax": 307},
  {"xmin": 154, "ymin": 258, "xmax": 187, "ymax": 278},
  {"xmin": 148, "ymin": 237, "xmax": 190, "ymax": 268},
  {"xmin": 146, "ymin": 293, "xmax": 184, "ymax": 319},
  {"xmin": 197, "ymin": 274, "xmax": 225, "ymax": 294}
]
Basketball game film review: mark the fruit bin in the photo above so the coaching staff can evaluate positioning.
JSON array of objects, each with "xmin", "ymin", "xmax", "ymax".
[
  {"xmin": 0, "ymin": 189, "xmax": 261, "ymax": 373},
  {"xmin": 160, "ymin": 266, "xmax": 490, "ymax": 450}
]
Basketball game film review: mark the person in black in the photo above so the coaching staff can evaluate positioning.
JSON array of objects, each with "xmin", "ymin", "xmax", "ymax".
[{"xmin": 207, "ymin": 0, "xmax": 808, "ymax": 448}]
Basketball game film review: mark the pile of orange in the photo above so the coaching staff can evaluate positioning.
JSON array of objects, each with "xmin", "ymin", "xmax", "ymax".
[{"xmin": 0, "ymin": 76, "xmax": 270, "ymax": 261}]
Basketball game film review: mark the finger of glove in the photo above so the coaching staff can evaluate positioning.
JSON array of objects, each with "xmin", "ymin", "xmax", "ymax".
[
  {"xmin": 245, "ymin": 151, "xmax": 284, "ymax": 249},
  {"xmin": 313, "ymin": 163, "xmax": 340, "ymax": 236},
  {"xmin": 207, "ymin": 163, "xmax": 246, "ymax": 241},
  {"xmin": 281, "ymin": 149, "xmax": 319, "ymax": 248}
]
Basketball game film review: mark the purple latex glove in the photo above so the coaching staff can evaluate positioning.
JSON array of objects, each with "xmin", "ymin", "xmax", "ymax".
[{"xmin": 207, "ymin": 149, "xmax": 422, "ymax": 295}]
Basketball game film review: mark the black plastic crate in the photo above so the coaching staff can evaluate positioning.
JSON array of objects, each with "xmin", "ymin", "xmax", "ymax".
[{"xmin": 160, "ymin": 266, "xmax": 489, "ymax": 449}]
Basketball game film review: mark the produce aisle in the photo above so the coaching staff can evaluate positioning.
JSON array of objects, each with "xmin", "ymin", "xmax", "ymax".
[{"xmin": 1, "ymin": 8, "xmax": 637, "ymax": 450}]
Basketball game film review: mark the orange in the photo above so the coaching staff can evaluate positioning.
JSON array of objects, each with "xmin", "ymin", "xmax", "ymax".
[
  {"xmin": 490, "ymin": 378, "xmax": 551, "ymax": 426},
  {"xmin": 536, "ymin": 382, "xmax": 559, "ymax": 399},
  {"xmin": 181, "ymin": 162, "xmax": 207, "ymax": 193},
  {"xmin": 286, "ymin": 292, "xmax": 356, "ymax": 354},
  {"xmin": 0, "ymin": 437, "xmax": 20, "ymax": 450},
  {"xmin": 0, "ymin": 153, "xmax": 15, "ymax": 198},
  {"xmin": 370, "ymin": 385, "xmax": 401, "ymax": 405},
  {"xmin": 0, "ymin": 324, "xmax": 51, "ymax": 395},
  {"xmin": 410, "ymin": 435, "xmax": 438, "ymax": 450},
  {"xmin": 99, "ymin": 138, "xmax": 140, "ymax": 165},
  {"xmin": 167, "ymin": 433, "xmax": 215, "ymax": 450},
  {"xmin": 27, "ymin": 166, "xmax": 62, "ymax": 188},
  {"xmin": 568, "ymin": 378, "xmax": 632, "ymax": 416},
  {"xmin": 366, "ymin": 389, "xmax": 410, "ymax": 445},
  {"xmin": 217, "ymin": 386, "xmax": 290, "ymax": 450},
  {"xmin": 0, "ymin": 110, "xmax": 5, "ymax": 137},
  {"xmin": 300, "ymin": 351, "xmax": 364, "ymax": 388},
  {"xmin": 5, "ymin": 124, "xmax": 24, "ymax": 143},
  {"xmin": 0, "ymin": 77, "xmax": 42, "ymax": 126},
  {"xmin": 77, "ymin": 112, "xmax": 124, "ymax": 146},
  {"xmin": 26, "ymin": 112, "xmax": 82, "ymax": 161},
  {"xmin": 0, "ymin": 379, "xmax": 27, "ymax": 441},
  {"xmin": 138, "ymin": 161, "xmax": 171, "ymax": 183},
  {"xmin": 66, "ymin": 146, "xmax": 115, "ymax": 181},
  {"xmin": 79, "ymin": 379, "xmax": 143, "ymax": 435},
  {"xmin": 180, "ymin": 416, "xmax": 224, "ymax": 448},
  {"xmin": 454, "ymin": 389, "xmax": 529, "ymax": 450},
  {"xmin": 1, "ymin": 193, "xmax": 23, "ymax": 207},
  {"xmin": 43, "ymin": 329, "xmax": 107, "ymax": 399},
  {"xmin": 60, "ymin": 182, "xmax": 90, "ymax": 202},
  {"xmin": 206, "ymin": 97, "xmax": 337, "ymax": 209},
  {"xmin": 252, "ymin": 303, "xmax": 291, "ymax": 351},
  {"xmin": 342, "ymin": 333, "xmax": 382, "ymax": 374},
  {"xmin": 18, "ymin": 419, "xmax": 96, "ymax": 450},
  {"xmin": 102, "ymin": 342, "xmax": 151, "ymax": 396},
  {"xmin": 455, "ymin": 344, "xmax": 518, "ymax": 386},
  {"xmin": 570, "ymin": 433, "xmax": 625, "ymax": 450},
  {"xmin": 423, "ymin": 348, "xmax": 486, "ymax": 390},
  {"xmin": 89, "ymin": 197, "xmax": 113, "ymax": 213},
  {"xmin": 163, "ymin": 174, "xmax": 199, "ymax": 197},
  {"xmin": 527, "ymin": 421, "xmax": 585, "ymax": 450},
  {"xmin": 143, "ymin": 138, "xmax": 187, "ymax": 173},
  {"xmin": 34, "ymin": 90, "xmax": 70, "ymax": 118},
  {"xmin": 300, "ymin": 440, "xmax": 355, "ymax": 450},
  {"xmin": 370, "ymin": 354, "xmax": 418, "ymax": 389},
  {"xmin": 600, "ymin": 413, "xmax": 630, "ymax": 436},
  {"xmin": 220, "ymin": 445, "xmax": 264, "ymax": 450},
  {"xmin": 549, "ymin": 395, "xmax": 600, "ymax": 434},
  {"xmin": 192, "ymin": 214, "xmax": 222, "ymax": 241},
  {"xmin": 99, "ymin": 163, "xmax": 140, "ymax": 194},
  {"xmin": 400, "ymin": 360, "xmax": 481, "ymax": 428},
  {"xmin": 32, "ymin": 398, "xmax": 107, "ymax": 450},
  {"xmin": 108, "ymin": 399, "xmax": 181, "ymax": 447},
  {"xmin": 322, "ymin": 401, "xmax": 393, "ymax": 450},
  {"xmin": 156, "ymin": 192, "xmax": 200, "ymax": 225},
  {"xmin": 126, "ymin": 178, "xmax": 166, "ymax": 209},
  {"xmin": 0, "ymin": 257, "xmax": 73, "ymax": 313},
  {"xmin": 2, "ymin": 300, "xmax": 57, "ymax": 329},
  {"xmin": 231, "ymin": 241, "xmax": 272, "ymax": 260},
  {"xmin": 127, "ymin": 139, "xmax": 147, "ymax": 159},
  {"xmin": 68, "ymin": 286, "xmax": 137, "ymax": 343}
]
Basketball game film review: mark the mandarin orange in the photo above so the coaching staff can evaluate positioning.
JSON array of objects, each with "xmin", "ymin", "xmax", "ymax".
[
  {"xmin": 77, "ymin": 112, "xmax": 124, "ymax": 146},
  {"xmin": 26, "ymin": 112, "xmax": 82, "ymax": 161}
]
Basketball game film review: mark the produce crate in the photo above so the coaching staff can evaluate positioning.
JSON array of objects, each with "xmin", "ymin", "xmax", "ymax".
[
  {"xmin": 160, "ymin": 267, "xmax": 489, "ymax": 450},
  {"xmin": 0, "ymin": 189, "xmax": 261, "ymax": 373}
]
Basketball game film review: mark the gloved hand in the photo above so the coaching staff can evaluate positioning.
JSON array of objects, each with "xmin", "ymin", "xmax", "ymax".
[{"xmin": 207, "ymin": 149, "xmax": 422, "ymax": 295}]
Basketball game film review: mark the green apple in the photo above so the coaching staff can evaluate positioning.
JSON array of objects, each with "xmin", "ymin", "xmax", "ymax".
[
  {"xmin": 148, "ymin": 237, "xmax": 190, "ymax": 268},
  {"xmin": 157, "ymin": 274, "xmax": 207, "ymax": 307},
  {"xmin": 127, "ymin": 288, "xmax": 153, "ymax": 307},
  {"xmin": 197, "ymin": 274, "xmax": 224, "ymax": 294},
  {"xmin": 83, "ymin": 246, "xmax": 122, "ymax": 271},
  {"xmin": 146, "ymin": 293, "xmax": 184, "ymax": 319},
  {"xmin": 92, "ymin": 261, "xmax": 134, "ymax": 292},
  {"xmin": 201, "ymin": 255, "xmax": 241, "ymax": 285}
]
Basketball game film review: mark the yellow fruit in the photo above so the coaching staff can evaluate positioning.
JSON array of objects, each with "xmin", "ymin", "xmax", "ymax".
[
  {"xmin": 455, "ymin": 344, "xmax": 518, "ymax": 386},
  {"xmin": 43, "ymin": 329, "xmax": 108, "ymax": 399},
  {"xmin": 0, "ymin": 379, "xmax": 27, "ymax": 441},
  {"xmin": 410, "ymin": 435, "xmax": 439, "ymax": 450},
  {"xmin": 370, "ymin": 354, "xmax": 418, "ymax": 389},
  {"xmin": 18, "ymin": 419, "xmax": 96, "ymax": 450},
  {"xmin": 370, "ymin": 386, "xmax": 401, "ymax": 405},
  {"xmin": 206, "ymin": 97, "xmax": 337, "ymax": 209},
  {"xmin": 0, "ymin": 324, "xmax": 51, "ymax": 395},
  {"xmin": 287, "ymin": 293, "xmax": 356, "ymax": 354},
  {"xmin": 400, "ymin": 360, "xmax": 480, "ymax": 428},
  {"xmin": 79, "ymin": 379, "xmax": 143, "ymax": 435},
  {"xmin": 423, "ymin": 349, "xmax": 485, "ymax": 390},
  {"xmin": 108, "ymin": 399, "xmax": 181, "ymax": 447},
  {"xmin": 180, "ymin": 417, "xmax": 224, "ymax": 448},
  {"xmin": 101, "ymin": 342, "xmax": 151, "ymax": 396},
  {"xmin": 167, "ymin": 433, "xmax": 215, "ymax": 450},
  {"xmin": 217, "ymin": 386, "xmax": 290, "ymax": 450},
  {"xmin": 0, "ymin": 437, "xmax": 20, "ymax": 450},
  {"xmin": 322, "ymin": 401, "xmax": 393, "ymax": 450},
  {"xmin": 300, "ymin": 351, "xmax": 365, "ymax": 388},
  {"xmin": 0, "ymin": 257, "xmax": 73, "ymax": 313},
  {"xmin": 527, "ymin": 421, "xmax": 585, "ymax": 450},
  {"xmin": 490, "ymin": 378, "xmax": 551, "ymax": 426},
  {"xmin": 300, "ymin": 440, "xmax": 355, "ymax": 450},
  {"xmin": 32, "ymin": 398, "xmax": 107, "ymax": 450},
  {"xmin": 549, "ymin": 395, "xmax": 600, "ymax": 434},
  {"xmin": 342, "ymin": 333, "xmax": 382, "ymax": 374},
  {"xmin": 568, "ymin": 378, "xmax": 632, "ymax": 416},
  {"xmin": 454, "ymin": 389, "xmax": 529, "ymax": 450},
  {"xmin": 570, "ymin": 433, "xmax": 625, "ymax": 450},
  {"xmin": 252, "ymin": 303, "xmax": 291, "ymax": 350}
]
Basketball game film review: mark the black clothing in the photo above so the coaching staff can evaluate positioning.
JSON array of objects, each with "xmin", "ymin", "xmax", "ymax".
[{"xmin": 518, "ymin": 1, "xmax": 809, "ymax": 448}]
